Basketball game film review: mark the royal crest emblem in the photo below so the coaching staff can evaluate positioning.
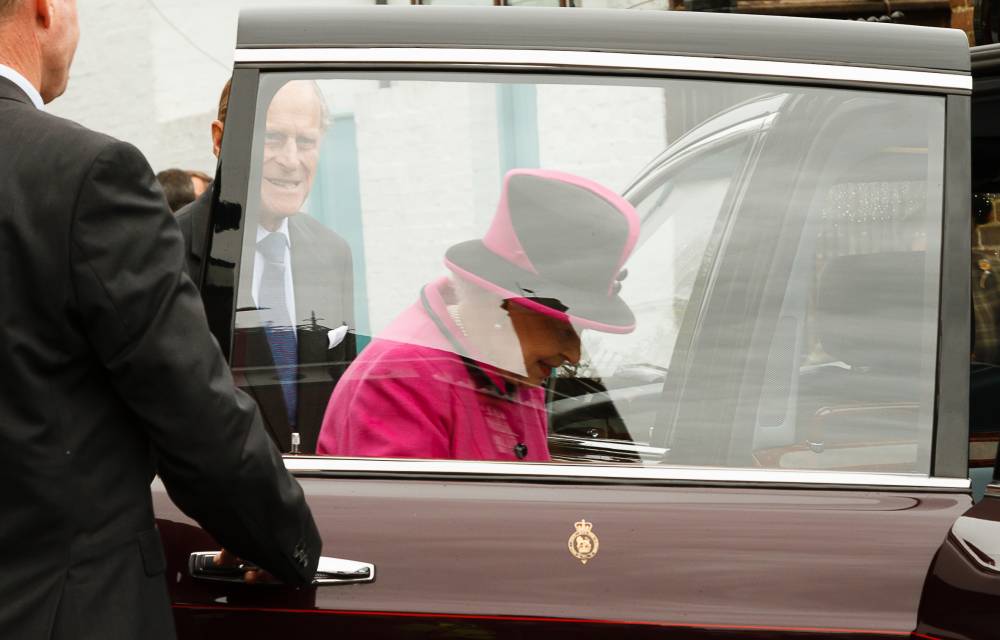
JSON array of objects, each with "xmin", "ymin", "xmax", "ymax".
[{"xmin": 568, "ymin": 519, "xmax": 599, "ymax": 564}]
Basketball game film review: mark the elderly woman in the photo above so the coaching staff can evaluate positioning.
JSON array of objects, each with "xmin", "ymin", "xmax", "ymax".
[{"xmin": 316, "ymin": 168, "xmax": 639, "ymax": 461}]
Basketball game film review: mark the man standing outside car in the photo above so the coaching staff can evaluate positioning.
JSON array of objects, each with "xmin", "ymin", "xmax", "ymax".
[
  {"xmin": 0, "ymin": 1, "xmax": 321, "ymax": 638},
  {"xmin": 177, "ymin": 79, "xmax": 356, "ymax": 455},
  {"xmin": 174, "ymin": 78, "xmax": 231, "ymax": 283}
]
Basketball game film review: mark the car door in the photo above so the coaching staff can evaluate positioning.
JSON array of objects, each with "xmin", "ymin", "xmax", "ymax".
[
  {"xmin": 154, "ymin": 10, "xmax": 973, "ymax": 639},
  {"xmin": 912, "ymin": 43, "xmax": 1000, "ymax": 640}
]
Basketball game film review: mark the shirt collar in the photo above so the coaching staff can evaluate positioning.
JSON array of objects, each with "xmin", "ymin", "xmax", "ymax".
[
  {"xmin": 256, "ymin": 216, "xmax": 291, "ymax": 247},
  {"xmin": 0, "ymin": 64, "xmax": 44, "ymax": 110}
]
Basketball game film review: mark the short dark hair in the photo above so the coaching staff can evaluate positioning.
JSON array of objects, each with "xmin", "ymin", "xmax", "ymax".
[
  {"xmin": 217, "ymin": 78, "xmax": 232, "ymax": 125},
  {"xmin": 0, "ymin": 0, "xmax": 18, "ymax": 18},
  {"xmin": 156, "ymin": 168, "xmax": 196, "ymax": 213}
]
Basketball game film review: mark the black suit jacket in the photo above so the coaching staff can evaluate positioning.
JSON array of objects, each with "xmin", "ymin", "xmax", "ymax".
[
  {"xmin": 0, "ymin": 78, "xmax": 321, "ymax": 640},
  {"xmin": 175, "ymin": 184, "xmax": 213, "ymax": 285},
  {"xmin": 177, "ymin": 189, "xmax": 356, "ymax": 453}
]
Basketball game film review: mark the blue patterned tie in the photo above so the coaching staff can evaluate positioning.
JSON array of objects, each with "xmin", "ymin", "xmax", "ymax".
[{"xmin": 257, "ymin": 232, "xmax": 298, "ymax": 428}]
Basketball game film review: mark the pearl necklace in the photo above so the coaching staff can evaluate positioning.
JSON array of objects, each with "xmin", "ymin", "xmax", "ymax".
[{"xmin": 446, "ymin": 305, "xmax": 468, "ymax": 337}]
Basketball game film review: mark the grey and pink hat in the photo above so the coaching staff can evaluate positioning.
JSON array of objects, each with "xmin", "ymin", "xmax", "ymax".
[{"xmin": 445, "ymin": 168, "xmax": 640, "ymax": 334}]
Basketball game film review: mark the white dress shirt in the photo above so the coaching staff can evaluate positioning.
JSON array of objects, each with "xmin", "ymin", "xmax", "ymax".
[
  {"xmin": 253, "ymin": 218, "xmax": 297, "ymax": 329},
  {"xmin": 0, "ymin": 64, "xmax": 44, "ymax": 110}
]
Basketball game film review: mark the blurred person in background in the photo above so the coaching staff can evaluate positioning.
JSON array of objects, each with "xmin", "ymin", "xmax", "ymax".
[
  {"xmin": 156, "ymin": 167, "xmax": 196, "ymax": 212},
  {"xmin": 0, "ymin": 1, "xmax": 322, "ymax": 638},
  {"xmin": 189, "ymin": 168, "xmax": 211, "ymax": 197},
  {"xmin": 175, "ymin": 77, "xmax": 230, "ymax": 281}
]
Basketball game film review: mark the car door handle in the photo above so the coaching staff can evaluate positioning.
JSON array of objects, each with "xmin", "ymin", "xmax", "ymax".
[{"xmin": 188, "ymin": 551, "xmax": 376, "ymax": 586}]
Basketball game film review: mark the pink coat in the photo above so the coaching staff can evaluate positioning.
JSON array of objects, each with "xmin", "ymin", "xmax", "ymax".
[{"xmin": 316, "ymin": 278, "xmax": 551, "ymax": 461}]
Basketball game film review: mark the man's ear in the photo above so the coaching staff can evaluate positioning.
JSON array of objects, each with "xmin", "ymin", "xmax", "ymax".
[
  {"xmin": 211, "ymin": 120, "xmax": 224, "ymax": 158},
  {"xmin": 34, "ymin": 0, "xmax": 52, "ymax": 28}
]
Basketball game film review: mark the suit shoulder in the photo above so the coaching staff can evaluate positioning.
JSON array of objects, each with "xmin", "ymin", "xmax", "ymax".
[
  {"xmin": 174, "ymin": 204, "xmax": 194, "ymax": 238},
  {"xmin": 174, "ymin": 189, "xmax": 213, "ymax": 265},
  {"xmin": 292, "ymin": 214, "xmax": 352, "ymax": 253},
  {"xmin": 32, "ymin": 109, "xmax": 120, "ymax": 158},
  {"xmin": 8, "ymin": 107, "xmax": 146, "ymax": 178},
  {"xmin": 175, "ymin": 189, "xmax": 210, "ymax": 229}
]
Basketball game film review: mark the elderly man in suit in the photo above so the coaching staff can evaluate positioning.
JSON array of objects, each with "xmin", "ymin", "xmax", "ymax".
[
  {"xmin": 0, "ymin": 1, "xmax": 321, "ymax": 638},
  {"xmin": 177, "ymin": 79, "xmax": 355, "ymax": 455}
]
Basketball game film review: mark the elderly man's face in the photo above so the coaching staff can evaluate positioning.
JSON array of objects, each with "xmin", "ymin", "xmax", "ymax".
[{"xmin": 260, "ymin": 81, "xmax": 324, "ymax": 226}]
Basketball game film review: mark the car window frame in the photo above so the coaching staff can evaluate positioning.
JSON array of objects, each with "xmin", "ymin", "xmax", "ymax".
[{"xmin": 201, "ymin": 53, "xmax": 970, "ymax": 489}]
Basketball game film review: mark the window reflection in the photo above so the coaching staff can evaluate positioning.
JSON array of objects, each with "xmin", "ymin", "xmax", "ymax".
[
  {"xmin": 316, "ymin": 169, "xmax": 638, "ymax": 460},
  {"xmin": 236, "ymin": 74, "xmax": 945, "ymax": 473},
  {"xmin": 232, "ymin": 80, "xmax": 355, "ymax": 455}
]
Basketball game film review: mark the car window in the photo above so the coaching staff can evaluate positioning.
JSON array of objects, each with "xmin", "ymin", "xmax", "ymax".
[
  {"xmin": 231, "ymin": 72, "xmax": 944, "ymax": 475},
  {"xmin": 970, "ymin": 250, "xmax": 998, "ymax": 498},
  {"xmin": 971, "ymin": 77, "xmax": 1000, "ymax": 498},
  {"xmin": 547, "ymin": 139, "xmax": 751, "ymax": 461}
]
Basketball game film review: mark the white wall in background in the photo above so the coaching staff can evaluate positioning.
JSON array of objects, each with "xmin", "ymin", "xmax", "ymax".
[
  {"xmin": 46, "ymin": 0, "xmax": 666, "ymax": 175},
  {"xmin": 48, "ymin": 0, "xmax": 369, "ymax": 174}
]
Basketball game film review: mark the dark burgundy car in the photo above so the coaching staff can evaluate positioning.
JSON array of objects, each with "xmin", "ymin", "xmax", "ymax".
[{"xmin": 154, "ymin": 6, "xmax": 1000, "ymax": 638}]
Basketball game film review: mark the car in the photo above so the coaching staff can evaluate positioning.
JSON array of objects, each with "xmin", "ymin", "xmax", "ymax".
[{"xmin": 152, "ymin": 5, "xmax": 1000, "ymax": 638}]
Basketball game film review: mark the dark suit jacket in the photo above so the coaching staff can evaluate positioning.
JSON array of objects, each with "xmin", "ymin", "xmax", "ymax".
[
  {"xmin": 175, "ymin": 185, "xmax": 213, "ymax": 285},
  {"xmin": 0, "ymin": 77, "xmax": 321, "ymax": 640},
  {"xmin": 177, "ymin": 188, "xmax": 356, "ymax": 454}
]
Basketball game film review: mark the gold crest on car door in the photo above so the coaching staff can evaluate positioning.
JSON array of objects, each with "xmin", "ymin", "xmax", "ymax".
[{"xmin": 568, "ymin": 520, "xmax": 599, "ymax": 564}]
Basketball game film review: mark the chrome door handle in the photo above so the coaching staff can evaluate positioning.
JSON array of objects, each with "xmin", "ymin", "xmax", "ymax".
[
  {"xmin": 188, "ymin": 551, "xmax": 375, "ymax": 586},
  {"xmin": 313, "ymin": 556, "xmax": 375, "ymax": 585}
]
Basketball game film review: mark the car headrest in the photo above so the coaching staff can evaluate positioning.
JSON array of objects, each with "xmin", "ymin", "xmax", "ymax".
[{"xmin": 816, "ymin": 251, "xmax": 929, "ymax": 371}]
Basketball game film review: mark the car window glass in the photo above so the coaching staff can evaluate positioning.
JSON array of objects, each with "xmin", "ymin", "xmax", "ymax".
[
  {"xmin": 971, "ymin": 80, "xmax": 1000, "ymax": 499},
  {"xmin": 550, "ymin": 140, "xmax": 750, "ymax": 458},
  {"xmin": 233, "ymin": 73, "xmax": 944, "ymax": 476}
]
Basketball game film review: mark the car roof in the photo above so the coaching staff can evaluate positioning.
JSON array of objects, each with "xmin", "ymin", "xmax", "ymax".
[
  {"xmin": 972, "ymin": 43, "xmax": 1000, "ymax": 71},
  {"xmin": 236, "ymin": 6, "xmax": 969, "ymax": 75}
]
